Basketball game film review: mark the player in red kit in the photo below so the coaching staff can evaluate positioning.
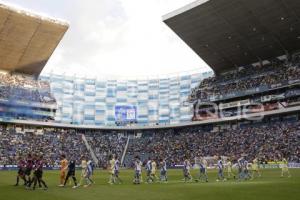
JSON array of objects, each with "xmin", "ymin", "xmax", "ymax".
[{"xmin": 14, "ymin": 156, "xmax": 26, "ymax": 186}]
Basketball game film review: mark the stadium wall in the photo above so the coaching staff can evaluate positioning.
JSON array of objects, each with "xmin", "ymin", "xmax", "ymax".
[{"xmin": 40, "ymin": 71, "xmax": 213, "ymax": 126}]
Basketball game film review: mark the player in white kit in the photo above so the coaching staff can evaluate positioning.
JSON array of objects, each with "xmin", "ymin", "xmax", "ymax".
[{"xmin": 133, "ymin": 156, "xmax": 143, "ymax": 184}]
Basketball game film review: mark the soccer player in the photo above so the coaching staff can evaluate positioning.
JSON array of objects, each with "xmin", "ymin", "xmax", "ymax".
[
  {"xmin": 281, "ymin": 157, "xmax": 291, "ymax": 177},
  {"xmin": 145, "ymin": 157, "xmax": 152, "ymax": 183},
  {"xmin": 251, "ymin": 157, "xmax": 261, "ymax": 179},
  {"xmin": 216, "ymin": 156, "xmax": 225, "ymax": 182},
  {"xmin": 84, "ymin": 160, "xmax": 94, "ymax": 187},
  {"xmin": 62, "ymin": 159, "xmax": 78, "ymax": 188},
  {"xmin": 150, "ymin": 159, "xmax": 158, "ymax": 183},
  {"xmin": 79, "ymin": 156, "xmax": 87, "ymax": 186},
  {"xmin": 183, "ymin": 157, "xmax": 192, "ymax": 182},
  {"xmin": 108, "ymin": 155, "xmax": 116, "ymax": 184},
  {"xmin": 59, "ymin": 154, "xmax": 68, "ymax": 186},
  {"xmin": 15, "ymin": 156, "xmax": 26, "ymax": 186},
  {"xmin": 237, "ymin": 156, "xmax": 245, "ymax": 181},
  {"xmin": 197, "ymin": 157, "xmax": 208, "ymax": 182},
  {"xmin": 159, "ymin": 158, "xmax": 168, "ymax": 183},
  {"xmin": 226, "ymin": 158, "xmax": 234, "ymax": 179},
  {"xmin": 27, "ymin": 155, "xmax": 48, "ymax": 190},
  {"xmin": 133, "ymin": 156, "xmax": 142, "ymax": 184},
  {"xmin": 24, "ymin": 154, "xmax": 34, "ymax": 186},
  {"xmin": 113, "ymin": 155, "xmax": 122, "ymax": 184},
  {"xmin": 244, "ymin": 158, "xmax": 251, "ymax": 180}
]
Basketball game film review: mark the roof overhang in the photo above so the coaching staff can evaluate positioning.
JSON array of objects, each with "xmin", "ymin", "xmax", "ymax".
[
  {"xmin": 164, "ymin": 0, "xmax": 300, "ymax": 73},
  {"xmin": 0, "ymin": 3, "xmax": 69, "ymax": 76}
]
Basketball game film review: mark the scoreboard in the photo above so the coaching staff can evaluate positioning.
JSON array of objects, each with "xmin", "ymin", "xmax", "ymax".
[{"xmin": 115, "ymin": 105, "xmax": 137, "ymax": 123}]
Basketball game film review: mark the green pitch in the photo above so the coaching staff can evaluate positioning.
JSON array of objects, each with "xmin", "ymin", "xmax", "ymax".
[{"xmin": 1, "ymin": 169, "xmax": 299, "ymax": 200}]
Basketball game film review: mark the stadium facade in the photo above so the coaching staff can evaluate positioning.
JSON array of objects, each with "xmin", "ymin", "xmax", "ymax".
[
  {"xmin": 0, "ymin": 0, "xmax": 299, "ymax": 130},
  {"xmin": 40, "ymin": 71, "xmax": 213, "ymax": 126}
]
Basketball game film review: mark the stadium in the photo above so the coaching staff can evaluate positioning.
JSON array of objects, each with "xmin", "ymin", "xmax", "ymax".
[{"xmin": 0, "ymin": 0, "xmax": 299, "ymax": 200}]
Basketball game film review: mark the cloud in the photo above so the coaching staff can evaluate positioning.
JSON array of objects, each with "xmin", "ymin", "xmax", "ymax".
[{"xmin": 2, "ymin": 0, "xmax": 211, "ymax": 78}]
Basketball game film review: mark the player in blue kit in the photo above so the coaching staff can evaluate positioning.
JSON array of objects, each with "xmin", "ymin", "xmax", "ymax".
[
  {"xmin": 146, "ymin": 157, "xmax": 153, "ymax": 183},
  {"xmin": 159, "ymin": 158, "xmax": 168, "ymax": 183},
  {"xmin": 237, "ymin": 157, "xmax": 245, "ymax": 181},
  {"xmin": 113, "ymin": 155, "xmax": 122, "ymax": 184},
  {"xmin": 243, "ymin": 158, "xmax": 251, "ymax": 180},
  {"xmin": 216, "ymin": 156, "xmax": 225, "ymax": 182},
  {"xmin": 83, "ymin": 160, "xmax": 94, "ymax": 187},
  {"xmin": 196, "ymin": 157, "xmax": 208, "ymax": 182}
]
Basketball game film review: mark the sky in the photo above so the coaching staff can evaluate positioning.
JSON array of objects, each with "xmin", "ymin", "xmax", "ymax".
[{"xmin": 2, "ymin": 0, "xmax": 211, "ymax": 78}]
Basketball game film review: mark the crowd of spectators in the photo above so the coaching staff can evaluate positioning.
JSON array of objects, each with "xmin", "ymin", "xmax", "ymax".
[
  {"xmin": 0, "ymin": 126, "xmax": 127, "ymax": 167},
  {"xmin": 125, "ymin": 121, "xmax": 300, "ymax": 166},
  {"xmin": 190, "ymin": 61, "xmax": 300, "ymax": 101},
  {"xmin": 85, "ymin": 132, "xmax": 127, "ymax": 167},
  {"xmin": 0, "ymin": 73, "xmax": 56, "ymax": 104},
  {"xmin": 0, "ymin": 127, "xmax": 89, "ymax": 166},
  {"xmin": 0, "ymin": 120, "xmax": 299, "ymax": 167}
]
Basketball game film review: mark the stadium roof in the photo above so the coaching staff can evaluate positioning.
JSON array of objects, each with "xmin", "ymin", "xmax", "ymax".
[
  {"xmin": 163, "ymin": 0, "xmax": 300, "ymax": 74},
  {"xmin": 0, "ymin": 3, "xmax": 68, "ymax": 76}
]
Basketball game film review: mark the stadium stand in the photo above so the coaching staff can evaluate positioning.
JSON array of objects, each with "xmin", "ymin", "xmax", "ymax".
[
  {"xmin": 0, "ymin": 72, "xmax": 56, "ymax": 103},
  {"xmin": 190, "ymin": 59, "xmax": 300, "ymax": 102},
  {"xmin": 189, "ymin": 57, "xmax": 300, "ymax": 121},
  {"xmin": 0, "ymin": 0, "xmax": 299, "ymax": 174},
  {"xmin": 0, "ymin": 126, "xmax": 89, "ymax": 166},
  {"xmin": 84, "ymin": 131, "xmax": 127, "ymax": 167},
  {"xmin": 1, "ymin": 114, "xmax": 299, "ymax": 167},
  {"xmin": 124, "ymin": 120, "xmax": 300, "ymax": 167},
  {"xmin": 0, "ymin": 3, "xmax": 67, "ymax": 123},
  {"xmin": 0, "ymin": 72, "xmax": 57, "ymax": 121}
]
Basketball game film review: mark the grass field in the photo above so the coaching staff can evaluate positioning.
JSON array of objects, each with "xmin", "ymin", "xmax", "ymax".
[{"xmin": 1, "ymin": 169, "xmax": 299, "ymax": 200}]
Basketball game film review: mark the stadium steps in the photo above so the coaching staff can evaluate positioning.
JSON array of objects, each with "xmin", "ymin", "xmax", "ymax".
[
  {"xmin": 121, "ymin": 137, "xmax": 130, "ymax": 166},
  {"xmin": 123, "ymin": 137, "xmax": 151, "ymax": 167},
  {"xmin": 81, "ymin": 134, "xmax": 99, "ymax": 166}
]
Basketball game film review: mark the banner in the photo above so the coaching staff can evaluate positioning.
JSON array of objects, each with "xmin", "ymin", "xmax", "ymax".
[
  {"xmin": 219, "ymin": 99, "xmax": 250, "ymax": 109},
  {"xmin": 261, "ymin": 94, "xmax": 285, "ymax": 102},
  {"xmin": 259, "ymin": 163, "xmax": 300, "ymax": 169}
]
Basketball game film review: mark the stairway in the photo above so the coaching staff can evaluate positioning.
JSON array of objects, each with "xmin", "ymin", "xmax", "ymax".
[
  {"xmin": 81, "ymin": 134, "xmax": 99, "ymax": 167},
  {"xmin": 121, "ymin": 136, "xmax": 130, "ymax": 166}
]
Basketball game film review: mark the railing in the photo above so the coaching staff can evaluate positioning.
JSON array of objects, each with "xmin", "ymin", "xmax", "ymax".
[
  {"xmin": 121, "ymin": 137, "xmax": 130, "ymax": 166},
  {"xmin": 207, "ymin": 79, "xmax": 300, "ymax": 102},
  {"xmin": 0, "ymin": 98, "xmax": 57, "ymax": 109}
]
